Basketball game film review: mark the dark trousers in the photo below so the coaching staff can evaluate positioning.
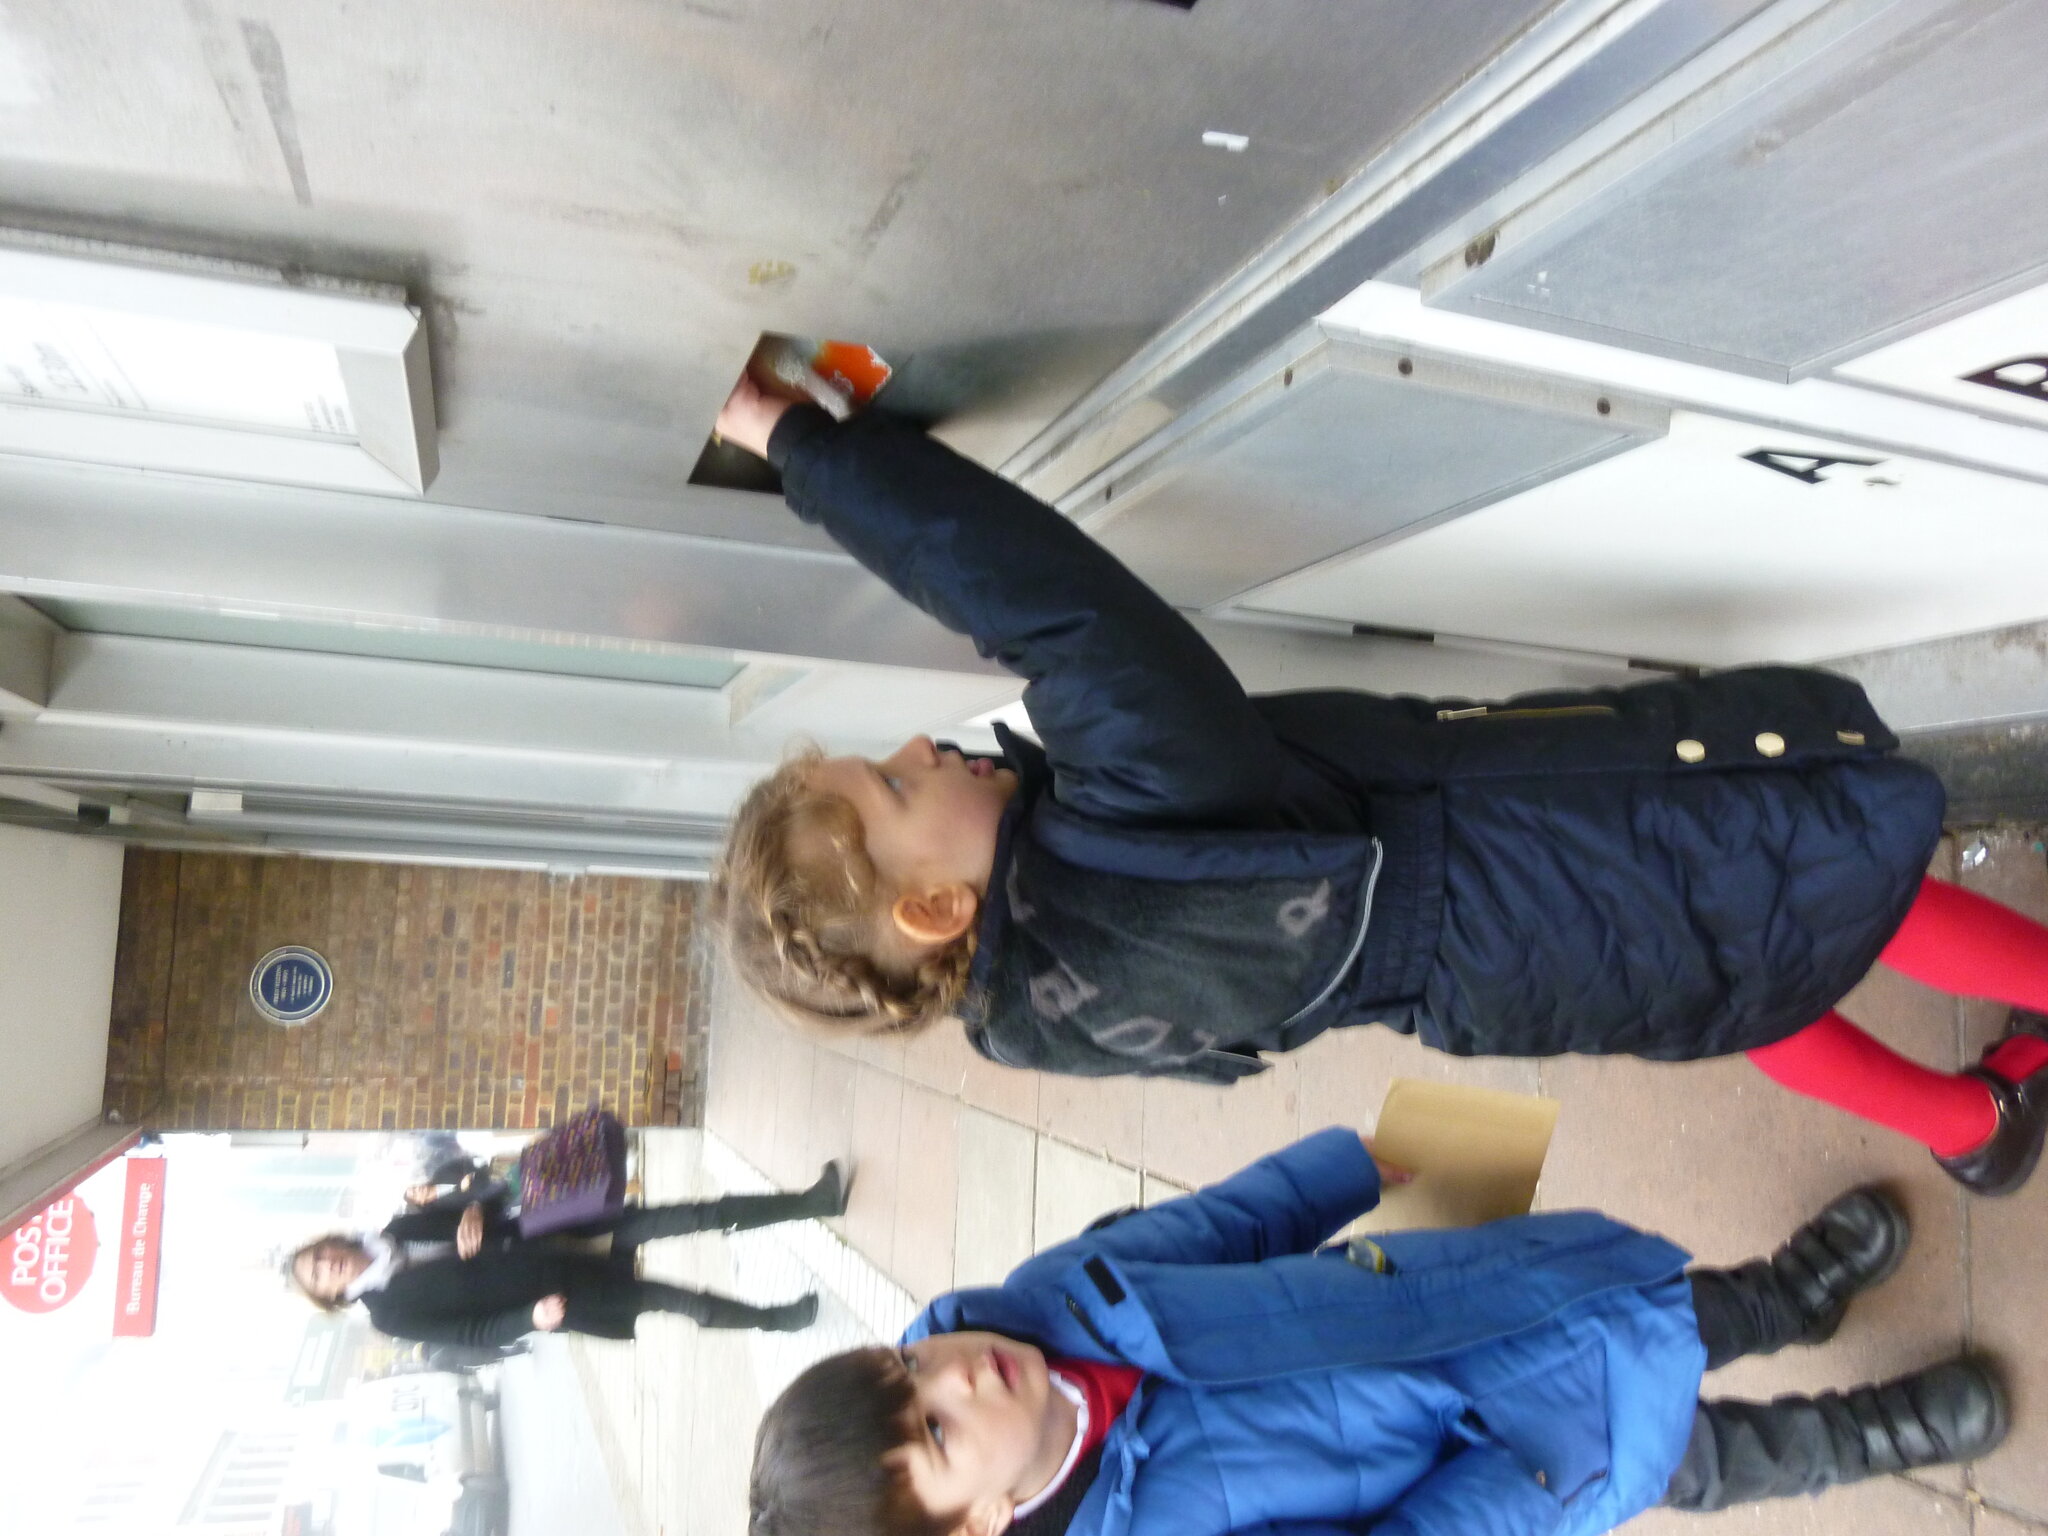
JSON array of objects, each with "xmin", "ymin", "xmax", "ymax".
[
  {"xmin": 571, "ymin": 1187, "xmax": 827, "ymax": 1247},
  {"xmin": 557, "ymin": 1189, "xmax": 828, "ymax": 1337},
  {"xmin": 1663, "ymin": 1272, "xmax": 1867, "ymax": 1511},
  {"xmin": 559, "ymin": 1270, "xmax": 802, "ymax": 1338}
]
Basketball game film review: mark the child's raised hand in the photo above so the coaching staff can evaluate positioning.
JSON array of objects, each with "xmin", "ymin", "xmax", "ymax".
[
  {"xmin": 714, "ymin": 372, "xmax": 796, "ymax": 461},
  {"xmin": 1360, "ymin": 1134, "xmax": 1414, "ymax": 1186}
]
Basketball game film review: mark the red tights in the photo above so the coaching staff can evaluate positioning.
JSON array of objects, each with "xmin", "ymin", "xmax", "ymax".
[{"xmin": 1746, "ymin": 877, "xmax": 2048, "ymax": 1156}]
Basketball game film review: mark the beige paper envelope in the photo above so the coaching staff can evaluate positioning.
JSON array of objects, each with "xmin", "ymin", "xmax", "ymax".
[{"xmin": 1350, "ymin": 1078, "xmax": 1560, "ymax": 1234}]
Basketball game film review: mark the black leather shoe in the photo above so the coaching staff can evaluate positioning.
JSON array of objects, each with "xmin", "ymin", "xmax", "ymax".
[
  {"xmin": 1838, "ymin": 1358, "xmax": 2009, "ymax": 1475},
  {"xmin": 1936, "ymin": 1009, "xmax": 2048, "ymax": 1197},
  {"xmin": 1772, "ymin": 1186, "xmax": 1911, "ymax": 1345},
  {"xmin": 769, "ymin": 1293, "xmax": 820, "ymax": 1332},
  {"xmin": 803, "ymin": 1160, "xmax": 853, "ymax": 1218}
]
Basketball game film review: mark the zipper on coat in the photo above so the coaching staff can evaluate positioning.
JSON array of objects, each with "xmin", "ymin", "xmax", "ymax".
[
  {"xmin": 1433, "ymin": 704, "xmax": 1619, "ymax": 721},
  {"xmin": 1274, "ymin": 839, "xmax": 1383, "ymax": 1033}
]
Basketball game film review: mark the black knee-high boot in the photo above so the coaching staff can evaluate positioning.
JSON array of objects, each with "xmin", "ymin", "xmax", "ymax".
[
  {"xmin": 602, "ymin": 1162, "xmax": 849, "ymax": 1246},
  {"xmin": 1663, "ymin": 1360, "xmax": 2007, "ymax": 1511},
  {"xmin": 1688, "ymin": 1187, "xmax": 1910, "ymax": 1368},
  {"xmin": 641, "ymin": 1281, "xmax": 818, "ymax": 1333}
]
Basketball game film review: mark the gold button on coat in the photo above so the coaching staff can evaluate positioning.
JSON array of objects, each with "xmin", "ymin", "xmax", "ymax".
[
  {"xmin": 1675, "ymin": 738, "xmax": 1706, "ymax": 763},
  {"xmin": 1755, "ymin": 731, "xmax": 1786, "ymax": 757}
]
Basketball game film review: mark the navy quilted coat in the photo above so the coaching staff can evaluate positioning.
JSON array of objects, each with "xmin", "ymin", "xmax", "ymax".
[{"xmin": 770, "ymin": 409, "xmax": 1947, "ymax": 1081}]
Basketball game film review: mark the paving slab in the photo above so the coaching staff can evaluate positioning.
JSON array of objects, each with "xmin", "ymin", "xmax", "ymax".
[
  {"xmin": 1143, "ymin": 1171, "xmax": 1193, "ymax": 1206},
  {"xmin": 892, "ymin": 1083, "xmax": 962, "ymax": 1302},
  {"xmin": 1293, "ymin": 1023, "xmax": 1544, "ymax": 1142},
  {"xmin": 954, "ymin": 1107, "xmax": 1040, "ymax": 1287},
  {"xmin": 1034, "ymin": 1137, "xmax": 1142, "ymax": 1249},
  {"xmin": 954, "ymin": 1032, "xmax": 1043, "ymax": 1126},
  {"xmin": 1619, "ymin": 1474, "xmax": 1971, "ymax": 1535},
  {"xmin": 775, "ymin": 1025, "xmax": 832, "ymax": 1185},
  {"xmin": 899, "ymin": 1014, "xmax": 990, "ymax": 1096},
  {"xmin": 1141, "ymin": 1050, "xmax": 1302, "ymax": 1188},
  {"xmin": 844, "ymin": 1063, "xmax": 907, "ymax": 1273},
  {"xmin": 1038, "ymin": 1070, "xmax": 1146, "ymax": 1167},
  {"xmin": 802, "ymin": 1046, "xmax": 860, "ymax": 1196},
  {"xmin": 1977, "ymin": 1501, "xmax": 2048, "ymax": 1535}
]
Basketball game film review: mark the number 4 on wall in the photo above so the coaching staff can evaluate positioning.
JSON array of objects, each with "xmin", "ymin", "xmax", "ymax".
[
  {"xmin": 1741, "ymin": 449, "xmax": 1885, "ymax": 485},
  {"xmin": 1963, "ymin": 357, "xmax": 2048, "ymax": 404}
]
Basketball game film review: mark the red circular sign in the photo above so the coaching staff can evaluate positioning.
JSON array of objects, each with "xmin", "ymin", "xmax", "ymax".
[{"xmin": 4, "ymin": 1196, "xmax": 99, "ymax": 1313}]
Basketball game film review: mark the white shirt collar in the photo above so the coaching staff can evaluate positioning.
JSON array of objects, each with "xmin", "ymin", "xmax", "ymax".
[
  {"xmin": 1012, "ymin": 1369, "xmax": 1089, "ymax": 1521},
  {"xmin": 345, "ymin": 1232, "xmax": 402, "ymax": 1300}
]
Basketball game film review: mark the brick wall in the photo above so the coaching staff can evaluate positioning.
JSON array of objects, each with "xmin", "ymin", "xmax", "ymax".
[{"xmin": 104, "ymin": 849, "xmax": 705, "ymax": 1132}]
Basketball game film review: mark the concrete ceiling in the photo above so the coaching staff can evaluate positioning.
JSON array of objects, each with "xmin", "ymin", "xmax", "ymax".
[{"xmin": 0, "ymin": 0, "xmax": 1559, "ymax": 528}]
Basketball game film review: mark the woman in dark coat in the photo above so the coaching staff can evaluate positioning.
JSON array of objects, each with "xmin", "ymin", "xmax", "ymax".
[
  {"xmin": 290, "ymin": 1161, "xmax": 847, "ymax": 1345},
  {"xmin": 710, "ymin": 379, "xmax": 2048, "ymax": 1196}
]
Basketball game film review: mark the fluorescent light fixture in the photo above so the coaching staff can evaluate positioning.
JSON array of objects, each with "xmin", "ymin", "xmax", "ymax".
[{"xmin": 0, "ymin": 231, "xmax": 436, "ymax": 494}]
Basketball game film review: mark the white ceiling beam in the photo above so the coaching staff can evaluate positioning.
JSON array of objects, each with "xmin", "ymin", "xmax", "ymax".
[
  {"xmin": 0, "ymin": 454, "xmax": 998, "ymax": 677},
  {"xmin": 0, "ymin": 775, "xmax": 81, "ymax": 814},
  {"xmin": 7, "ymin": 631, "xmax": 1030, "ymax": 820}
]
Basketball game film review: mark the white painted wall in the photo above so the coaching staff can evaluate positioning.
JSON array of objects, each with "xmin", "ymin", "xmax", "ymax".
[{"xmin": 0, "ymin": 825, "xmax": 123, "ymax": 1174}]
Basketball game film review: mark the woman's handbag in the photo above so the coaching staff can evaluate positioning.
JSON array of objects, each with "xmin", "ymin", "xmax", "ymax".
[{"xmin": 516, "ymin": 1107, "xmax": 627, "ymax": 1236}]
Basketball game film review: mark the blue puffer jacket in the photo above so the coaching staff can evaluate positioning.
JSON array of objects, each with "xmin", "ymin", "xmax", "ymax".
[
  {"xmin": 902, "ymin": 1129, "xmax": 1707, "ymax": 1536},
  {"xmin": 772, "ymin": 410, "xmax": 1947, "ymax": 1080}
]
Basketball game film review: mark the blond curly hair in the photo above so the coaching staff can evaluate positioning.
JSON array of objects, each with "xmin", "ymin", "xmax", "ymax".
[{"xmin": 711, "ymin": 747, "xmax": 976, "ymax": 1036}]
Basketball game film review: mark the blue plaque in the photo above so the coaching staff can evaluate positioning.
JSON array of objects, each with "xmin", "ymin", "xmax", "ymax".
[{"xmin": 251, "ymin": 946, "xmax": 334, "ymax": 1026}]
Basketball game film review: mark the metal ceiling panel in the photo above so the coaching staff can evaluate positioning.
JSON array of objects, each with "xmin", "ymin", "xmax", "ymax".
[
  {"xmin": 1423, "ymin": 0, "xmax": 2048, "ymax": 380},
  {"xmin": 0, "ymin": 0, "xmax": 1564, "ymax": 528},
  {"xmin": 1072, "ymin": 328, "xmax": 1665, "ymax": 610}
]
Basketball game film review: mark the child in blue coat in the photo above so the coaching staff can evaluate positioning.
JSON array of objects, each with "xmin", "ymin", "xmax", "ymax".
[
  {"xmin": 711, "ymin": 382, "xmax": 2048, "ymax": 1196},
  {"xmin": 748, "ymin": 1130, "xmax": 2002, "ymax": 1536}
]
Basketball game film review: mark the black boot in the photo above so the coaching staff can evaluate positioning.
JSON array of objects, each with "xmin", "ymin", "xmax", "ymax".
[
  {"xmin": 1689, "ymin": 1187, "xmax": 1909, "ymax": 1365},
  {"xmin": 647, "ymin": 1282, "xmax": 819, "ymax": 1332},
  {"xmin": 606, "ymin": 1162, "xmax": 851, "ymax": 1244},
  {"xmin": 1664, "ymin": 1358, "xmax": 2008, "ymax": 1511},
  {"xmin": 798, "ymin": 1159, "xmax": 853, "ymax": 1219},
  {"xmin": 709, "ymin": 1160, "xmax": 849, "ymax": 1226},
  {"xmin": 1765, "ymin": 1185, "xmax": 1910, "ymax": 1346},
  {"xmin": 1938, "ymin": 1009, "xmax": 2048, "ymax": 1197}
]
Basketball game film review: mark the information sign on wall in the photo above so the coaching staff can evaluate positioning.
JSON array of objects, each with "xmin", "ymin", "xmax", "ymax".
[
  {"xmin": 3, "ymin": 1193, "xmax": 98, "ymax": 1314},
  {"xmin": 113, "ymin": 1157, "xmax": 165, "ymax": 1337},
  {"xmin": 251, "ymin": 945, "xmax": 335, "ymax": 1025}
]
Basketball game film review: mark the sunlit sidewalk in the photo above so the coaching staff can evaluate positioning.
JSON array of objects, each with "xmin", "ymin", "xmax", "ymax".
[{"xmin": 565, "ymin": 1129, "xmax": 914, "ymax": 1536}]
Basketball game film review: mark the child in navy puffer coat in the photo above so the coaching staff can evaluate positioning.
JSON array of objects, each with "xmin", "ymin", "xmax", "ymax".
[{"xmin": 710, "ymin": 378, "xmax": 2048, "ymax": 1196}]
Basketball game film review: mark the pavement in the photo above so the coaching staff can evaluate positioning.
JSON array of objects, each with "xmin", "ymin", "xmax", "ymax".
[
  {"xmin": 560, "ymin": 1129, "xmax": 915, "ymax": 1536},
  {"xmin": 570, "ymin": 823, "xmax": 2048, "ymax": 1536},
  {"xmin": 501, "ymin": 1341, "xmax": 630, "ymax": 1536}
]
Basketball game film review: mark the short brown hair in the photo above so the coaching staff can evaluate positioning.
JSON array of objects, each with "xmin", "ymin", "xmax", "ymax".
[
  {"xmin": 750, "ymin": 1346, "xmax": 958, "ymax": 1536},
  {"xmin": 712, "ymin": 748, "xmax": 976, "ymax": 1036}
]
